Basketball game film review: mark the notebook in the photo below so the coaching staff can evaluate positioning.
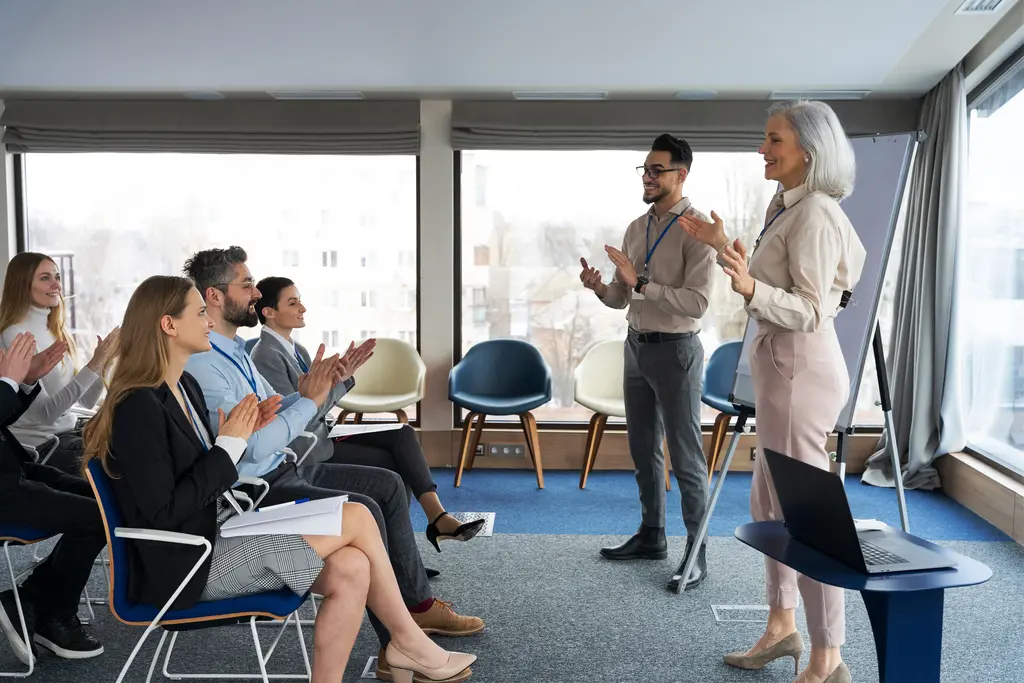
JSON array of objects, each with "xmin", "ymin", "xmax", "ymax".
[
  {"xmin": 329, "ymin": 423, "xmax": 406, "ymax": 439},
  {"xmin": 220, "ymin": 495, "xmax": 348, "ymax": 538}
]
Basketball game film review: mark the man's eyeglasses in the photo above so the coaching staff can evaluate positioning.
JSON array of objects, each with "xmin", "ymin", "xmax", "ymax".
[
  {"xmin": 216, "ymin": 279, "xmax": 256, "ymax": 291},
  {"xmin": 636, "ymin": 166, "xmax": 682, "ymax": 179}
]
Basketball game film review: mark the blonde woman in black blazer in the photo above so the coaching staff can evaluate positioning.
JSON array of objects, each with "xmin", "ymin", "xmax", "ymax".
[{"xmin": 82, "ymin": 275, "xmax": 475, "ymax": 683}]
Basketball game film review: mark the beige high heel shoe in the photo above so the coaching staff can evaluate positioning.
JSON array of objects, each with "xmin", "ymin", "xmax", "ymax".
[
  {"xmin": 822, "ymin": 662, "xmax": 851, "ymax": 682},
  {"xmin": 723, "ymin": 631, "xmax": 804, "ymax": 674},
  {"xmin": 385, "ymin": 643, "xmax": 476, "ymax": 683}
]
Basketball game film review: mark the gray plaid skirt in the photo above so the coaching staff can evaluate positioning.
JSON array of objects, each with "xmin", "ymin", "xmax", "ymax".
[{"xmin": 198, "ymin": 533, "xmax": 325, "ymax": 602}]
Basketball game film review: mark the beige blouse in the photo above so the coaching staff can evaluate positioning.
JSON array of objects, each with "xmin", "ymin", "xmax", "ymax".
[{"xmin": 741, "ymin": 184, "xmax": 866, "ymax": 332}]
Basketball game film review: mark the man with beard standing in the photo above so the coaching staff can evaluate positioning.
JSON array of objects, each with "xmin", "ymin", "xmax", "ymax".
[{"xmin": 579, "ymin": 134, "xmax": 717, "ymax": 590}]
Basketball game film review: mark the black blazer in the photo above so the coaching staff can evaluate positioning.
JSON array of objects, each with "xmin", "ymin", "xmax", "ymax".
[
  {"xmin": 0, "ymin": 381, "xmax": 45, "ymax": 493},
  {"xmin": 107, "ymin": 372, "xmax": 241, "ymax": 610}
]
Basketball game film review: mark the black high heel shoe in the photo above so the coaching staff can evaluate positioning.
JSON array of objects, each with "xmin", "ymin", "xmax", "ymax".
[{"xmin": 425, "ymin": 512, "xmax": 486, "ymax": 552}]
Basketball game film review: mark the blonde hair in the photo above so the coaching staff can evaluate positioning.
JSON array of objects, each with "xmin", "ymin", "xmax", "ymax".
[
  {"xmin": 82, "ymin": 275, "xmax": 195, "ymax": 477},
  {"xmin": 0, "ymin": 252, "xmax": 78, "ymax": 364}
]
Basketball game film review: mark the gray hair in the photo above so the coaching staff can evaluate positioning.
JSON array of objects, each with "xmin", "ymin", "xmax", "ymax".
[
  {"xmin": 182, "ymin": 246, "xmax": 248, "ymax": 301},
  {"xmin": 767, "ymin": 100, "xmax": 855, "ymax": 200}
]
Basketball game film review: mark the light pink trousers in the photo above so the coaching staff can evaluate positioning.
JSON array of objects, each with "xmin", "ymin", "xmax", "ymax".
[{"xmin": 750, "ymin": 323, "xmax": 849, "ymax": 648}]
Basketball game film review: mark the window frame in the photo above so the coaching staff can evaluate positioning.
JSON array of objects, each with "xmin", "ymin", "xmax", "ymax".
[{"xmin": 14, "ymin": 152, "xmax": 424, "ymax": 428}]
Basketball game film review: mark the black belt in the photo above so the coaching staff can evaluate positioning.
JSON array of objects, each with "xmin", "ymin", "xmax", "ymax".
[{"xmin": 629, "ymin": 329, "xmax": 694, "ymax": 344}]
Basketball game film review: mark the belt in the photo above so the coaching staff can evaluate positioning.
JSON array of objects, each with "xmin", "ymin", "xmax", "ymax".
[{"xmin": 628, "ymin": 329, "xmax": 694, "ymax": 344}]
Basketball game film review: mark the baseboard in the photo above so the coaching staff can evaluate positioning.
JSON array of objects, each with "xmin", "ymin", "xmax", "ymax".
[
  {"xmin": 414, "ymin": 428, "xmax": 877, "ymax": 474},
  {"xmin": 936, "ymin": 452, "xmax": 1024, "ymax": 544}
]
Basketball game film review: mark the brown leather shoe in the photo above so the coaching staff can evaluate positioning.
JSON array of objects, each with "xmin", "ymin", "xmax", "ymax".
[
  {"xmin": 374, "ymin": 648, "xmax": 473, "ymax": 682},
  {"xmin": 410, "ymin": 599, "xmax": 485, "ymax": 636}
]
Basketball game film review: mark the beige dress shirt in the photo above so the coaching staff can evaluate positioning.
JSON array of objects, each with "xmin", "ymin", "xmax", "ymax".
[
  {"xmin": 599, "ymin": 197, "xmax": 716, "ymax": 334},
  {"xmin": 744, "ymin": 184, "xmax": 866, "ymax": 332}
]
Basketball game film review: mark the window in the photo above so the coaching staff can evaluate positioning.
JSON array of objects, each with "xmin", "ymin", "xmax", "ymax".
[
  {"xmin": 402, "ymin": 289, "xmax": 416, "ymax": 309},
  {"xmin": 398, "ymin": 250, "xmax": 415, "ymax": 268},
  {"xmin": 459, "ymin": 149, "xmax": 897, "ymax": 424},
  {"xmin": 322, "ymin": 330, "xmax": 340, "ymax": 347},
  {"xmin": 282, "ymin": 249, "xmax": 299, "ymax": 267},
  {"xmin": 359, "ymin": 330, "xmax": 377, "ymax": 339},
  {"xmin": 22, "ymin": 154, "xmax": 418, "ymax": 392},
  {"xmin": 962, "ymin": 63, "xmax": 1024, "ymax": 471},
  {"xmin": 361, "ymin": 290, "xmax": 378, "ymax": 308}
]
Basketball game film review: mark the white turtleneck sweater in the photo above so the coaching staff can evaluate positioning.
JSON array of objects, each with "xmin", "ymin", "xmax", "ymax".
[{"xmin": 0, "ymin": 306, "xmax": 103, "ymax": 446}]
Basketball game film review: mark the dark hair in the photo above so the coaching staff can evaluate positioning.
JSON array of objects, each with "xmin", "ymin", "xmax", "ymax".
[
  {"xmin": 182, "ymin": 246, "xmax": 248, "ymax": 301},
  {"xmin": 253, "ymin": 276, "xmax": 295, "ymax": 325},
  {"xmin": 651, "ymin": 133, "xmax": 693, "ymax": 170}
]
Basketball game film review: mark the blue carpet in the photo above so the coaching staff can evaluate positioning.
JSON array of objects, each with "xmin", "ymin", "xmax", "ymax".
[{"xmin": 413, "ymin": 468, "xmax": 1011, "ymax": 542}]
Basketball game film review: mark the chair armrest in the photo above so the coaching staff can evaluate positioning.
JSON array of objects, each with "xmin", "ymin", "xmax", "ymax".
[
  {"xmin": 114, "ymin": 528, "xmax": 209, "ymax": 547},
  {"xmin": 13, "ymin": 430, "xmax": 60, "ymax": 464},
  {"xmin": 293, "ymin": 431, "xmax": 318, "ymax": 467},
  {"xmin": 236, "ymin": 475, "xmax": 270, "ymax": 508}
]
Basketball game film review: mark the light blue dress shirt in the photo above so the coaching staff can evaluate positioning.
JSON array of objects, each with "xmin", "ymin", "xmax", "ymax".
[{"xmin": 185, "ymin": 330, "xmax": 317, "ymax": 478}]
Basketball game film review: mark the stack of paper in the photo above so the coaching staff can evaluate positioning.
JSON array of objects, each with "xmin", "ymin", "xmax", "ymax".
[
  {"xmin": 329, "ymin": 423, "xmax": 406, "ymax": 439},
  {"xmin": 220, "ymin": 495, "xmax": 348, "ymax": 538}
]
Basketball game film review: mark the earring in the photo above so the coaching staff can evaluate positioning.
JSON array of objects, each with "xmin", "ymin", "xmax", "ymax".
[{"xmin": 805, "ymin": 156, "xmax": 811, "ymax": 163}]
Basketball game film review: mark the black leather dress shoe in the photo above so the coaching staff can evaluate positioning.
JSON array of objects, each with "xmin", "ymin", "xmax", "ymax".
[
  {"xmin": 600, "ymin": 525, "xmax": 668, "ymax": 560},
  {"xmin": 667, "ymin": 538, "xmax": 707, "ymax": 591}
]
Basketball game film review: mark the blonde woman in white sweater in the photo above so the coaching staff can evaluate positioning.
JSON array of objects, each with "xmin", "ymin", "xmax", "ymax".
[{"xmin": 0, "ymin": 253, "xmax": 119, "ymax": 473}]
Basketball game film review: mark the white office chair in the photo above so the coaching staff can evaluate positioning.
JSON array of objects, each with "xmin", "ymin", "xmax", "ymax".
[
  {"xmin": 336, "ymin": 338, "xmax": 425, "ymax": 424},
  {"xmin": 574, "ymin": 339, "xmax": 670, "ymax": 491}
]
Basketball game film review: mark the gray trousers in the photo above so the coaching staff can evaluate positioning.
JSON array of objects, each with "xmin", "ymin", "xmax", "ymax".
[{"xmin": 623, "ymin": 331, "xmax": 708, "ymax": 535}]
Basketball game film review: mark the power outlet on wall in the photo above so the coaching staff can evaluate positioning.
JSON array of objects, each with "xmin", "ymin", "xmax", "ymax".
[
  {"xmin": 474, "ymin": 444, "xmax": 484, "ymax": 456},
  {"xmin": 488, "ymin": 443, "xmax": 526, "ymax": 457},
  {"xmin": 749, "ymin": 447, "xmax": 757, "ymax": 461}
]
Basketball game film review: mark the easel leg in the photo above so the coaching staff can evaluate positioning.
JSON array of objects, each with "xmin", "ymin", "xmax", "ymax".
[
  {"xmin": 675, "ymin": 409, "xmax": 751, "ymax": 593},
  {"xmin": 873, "ymin": 322, "xmax": 910, "ymax": 532}
]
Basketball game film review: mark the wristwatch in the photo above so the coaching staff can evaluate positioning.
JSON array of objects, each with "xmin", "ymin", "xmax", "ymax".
[{"xmin": 634, "ymin": 276, "xmax": 649, "ymax": 293}]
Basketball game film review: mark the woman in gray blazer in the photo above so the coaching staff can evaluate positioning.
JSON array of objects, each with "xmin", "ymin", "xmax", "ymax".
[{"xmin": 250, "ymin": 277, "xmax": 485, "ymax": 553}]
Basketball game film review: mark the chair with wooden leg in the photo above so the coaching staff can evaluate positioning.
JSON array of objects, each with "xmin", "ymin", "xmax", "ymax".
[
  {"xmin": 701, "ymin": 340, "xmax": 743, "ymax": 483},
  {"xmin": 336, "ymin": 337, "xmax": 426, "ymax": 424},
  {"xmin": 450, "ymin": 339, "xmax": 552, "ymax": 489},
  {"xmin": 574, "ymin": 340, "xmax": 671, "ymax": 491}
]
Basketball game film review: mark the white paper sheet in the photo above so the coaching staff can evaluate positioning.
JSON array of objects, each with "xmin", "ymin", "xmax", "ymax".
[
  {"xmin": 329, "ymin": 423, "xmax": 406, "ymax": 439},
  {"xmin": 853, "ymin": 518, "xmax": 890, "ymax": 532},
  {"xmin": 220, "ymin": 495, "xmax": 347, "ymax": 537}
]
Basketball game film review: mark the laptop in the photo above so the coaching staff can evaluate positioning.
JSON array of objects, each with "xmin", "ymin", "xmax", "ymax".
[{"xmin": 762, "ymin": 448, "xmax": 955, "ymax": 575}]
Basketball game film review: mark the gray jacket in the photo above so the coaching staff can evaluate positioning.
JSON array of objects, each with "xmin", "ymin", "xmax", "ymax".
[{"xmin": 249, "ymin": 329, "xmax": 354, "ymax": 469}]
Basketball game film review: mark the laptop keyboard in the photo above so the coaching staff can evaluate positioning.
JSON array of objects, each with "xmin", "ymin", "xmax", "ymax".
[{"xmin": 859, "ymin": 539, "xmax": 908, "ymax": 566}]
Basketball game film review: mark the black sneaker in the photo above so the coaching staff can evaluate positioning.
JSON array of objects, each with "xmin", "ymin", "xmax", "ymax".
[
  {"xmin": 33, "ymin": 614, "xmax": 103, "ymax": 659},
  {"xmin": 0, "ymin": 588, "xmax": 37, "ymax": 665}
]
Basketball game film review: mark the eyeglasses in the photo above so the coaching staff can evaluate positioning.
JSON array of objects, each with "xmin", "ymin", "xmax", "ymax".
[
  {"xmin": 636, "ymin": 165, "xmax": 682, "ymax": 179},
  {"xmin": 216, "ymin": 279, "xmax": 256, "ymax": 291}
]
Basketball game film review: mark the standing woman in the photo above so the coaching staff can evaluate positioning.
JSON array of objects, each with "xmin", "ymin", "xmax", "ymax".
[
  {"xmin": 0, "ymin": 252, "xmax": 119, "ymax": 472},
  {"xmin": 681, "ymin": 100, "xmax": 865, "ymax": 683}
]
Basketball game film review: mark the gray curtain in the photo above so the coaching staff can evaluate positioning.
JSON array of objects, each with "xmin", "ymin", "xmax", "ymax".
[
  {"xmin": 862, "ymin": 64, "xmax": 968, "ymax": 491},
  {"xmin": 1, "ymin": 100, "xmax": 421, "ymax": 154},
  {"xmin": 451, "ymin": 100, "xmax": 922, "ymax": 152}
]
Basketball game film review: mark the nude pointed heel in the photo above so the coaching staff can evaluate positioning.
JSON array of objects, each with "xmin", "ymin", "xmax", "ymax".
[
  {"xmin": 385, "ymin": 643, "xmax": 476, "ymax": 682},
  {"xmin": 823, "ymin": 662, "xmax": 851, "ymax": 683},
  {"xmin": 723, "ymin": 631, "xmax": 804, "ymax": 673}
]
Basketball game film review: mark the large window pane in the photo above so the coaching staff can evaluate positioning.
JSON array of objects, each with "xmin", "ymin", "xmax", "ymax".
[
  {"xmin": 963, "ymin": 69, "xmax": 1024, "ymax": 471},
  {"xmin": 460, "ymin": 150, "xmax": 892, "ymax": 424},
  {"xmin": 24, "ymin": 153, "xmax": 419, "ymax": 421}
]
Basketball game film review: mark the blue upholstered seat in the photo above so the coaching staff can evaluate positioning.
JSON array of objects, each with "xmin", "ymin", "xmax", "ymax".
[
  {"xmin": 702, "ymin": 340, "xmax": 743, "ymax": 416},
  {"xmin": 448, "ymin": 339, "xmax": 552, "ymax": 415}
]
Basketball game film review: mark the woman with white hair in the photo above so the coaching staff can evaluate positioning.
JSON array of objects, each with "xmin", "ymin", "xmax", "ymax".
[{"xmin": 681, "ymin": 100, "xmax": 865, "ymax": 683}]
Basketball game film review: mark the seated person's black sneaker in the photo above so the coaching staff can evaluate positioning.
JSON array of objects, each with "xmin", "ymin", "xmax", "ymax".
[
  {"xmin": 0, "ymin": 588, "xmax": 37, "ymax": 665},
  {"xmin": 33, "ymin": 613, "xmax": 103, "ymax": 659}
]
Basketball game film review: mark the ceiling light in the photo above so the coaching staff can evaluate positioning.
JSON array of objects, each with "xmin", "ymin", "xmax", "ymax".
[
  {"xmin": 769, "ymin": 90, "xmax": 870, "ymax": 100},
  {"xmin": 674, "ymin": 90, "xmax": 718, "ymax": 100},
  {"xmin": 267, "ymin": 90, "xmax": 365, "ymax": 100},
  {"xmin": 512, "ymin": 91, "xmax": 608, "ymax": 101}
]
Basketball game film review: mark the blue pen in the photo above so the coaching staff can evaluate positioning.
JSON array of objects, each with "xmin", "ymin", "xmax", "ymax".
[{"xmin": 257, "ymin": 498, "xmax": 310, "ymax": 512}]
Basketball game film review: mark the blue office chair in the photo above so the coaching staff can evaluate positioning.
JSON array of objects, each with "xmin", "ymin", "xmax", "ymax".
[
  {"xmin": 1, "ymin": 526, "xmax": 54, "ymax": 677},
  {"xmin": 450, "ymin": 339, "xmax": 552, "ymax": 488},
  {"xmin": 85, "ymin": 460, "xmax": 311, "ymax": 683},
  {"xmin": 702, "ymin": 340, "xmax": 743, "ymax": 483},
  {"xmin": 243, "ymin": 337, "xmax": 258, "ymax": 354}
]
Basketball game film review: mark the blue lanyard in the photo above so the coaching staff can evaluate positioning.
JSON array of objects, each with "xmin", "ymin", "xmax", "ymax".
[
  {"xmin": 295, "ymin": 351, "xmax": 308, "ymax": 373},
  {"xmin": 754, "ymin": 207, "xmax": 786, "ymax": 251},
  {"xmin": 178, "ymin": 382, "xmax": 210, "ymax": 452},
  {"xmin": 212, "ymin": 344, "xmax": 260, "ymax": 395},
  {"xmin": 644, "ymin": 213, "xmax": 681, "ymax": 275}
]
